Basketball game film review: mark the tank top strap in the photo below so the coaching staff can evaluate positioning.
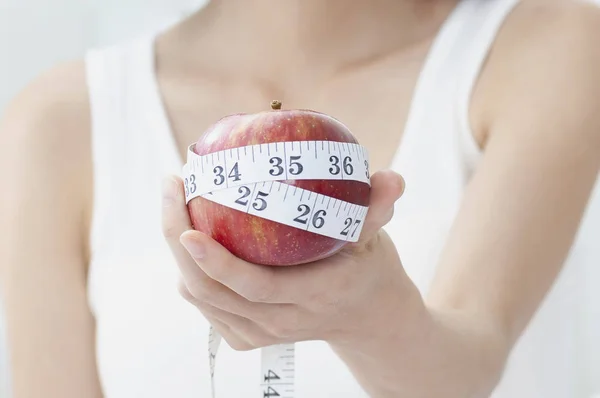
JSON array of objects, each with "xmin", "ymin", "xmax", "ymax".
[
  {"xmin": 84, "ymin": 32, "xmax": 181, "ymax": 282},
  {"xmin": 395, "ymin": 0, "xmax": 522, "ymax": 170},
  {"xmin": 389, "ymin": 0, "xmax": 523, "ymax": 291},
  {"xmin": 452, "ymin": 0, "xmax": 522, "ymax": 166}
]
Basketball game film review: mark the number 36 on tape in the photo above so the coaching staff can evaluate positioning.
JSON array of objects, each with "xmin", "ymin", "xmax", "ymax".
[{"xmin": 181, "ymin": 140, "xmax": 371, "ymax": 242}]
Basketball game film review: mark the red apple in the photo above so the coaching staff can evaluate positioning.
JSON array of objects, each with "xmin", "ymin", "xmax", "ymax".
[{"xmin": 187, "ymin": 101, "xmax": 370, "ymax": 266}]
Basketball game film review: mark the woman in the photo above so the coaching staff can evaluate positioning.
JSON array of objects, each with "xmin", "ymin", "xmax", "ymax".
[{"xmin": 1, "ymin": 0, "xmax": 599, "ymax": 397}]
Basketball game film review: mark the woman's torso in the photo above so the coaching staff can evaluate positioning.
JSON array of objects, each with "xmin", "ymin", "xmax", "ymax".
[{"xmin": 84, "ymin": 0, "xmax": 600, "ymax": 396}]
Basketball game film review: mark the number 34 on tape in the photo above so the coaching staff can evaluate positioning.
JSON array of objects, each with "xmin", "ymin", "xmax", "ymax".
[{"xmin": 182, "ymin": 140, "xmax": 371, "ymax": 242}]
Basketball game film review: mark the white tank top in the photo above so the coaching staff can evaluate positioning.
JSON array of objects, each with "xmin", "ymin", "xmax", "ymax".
[{"xmin": 84, "ymin": 0, "xmax": 600, "ymax": 396}]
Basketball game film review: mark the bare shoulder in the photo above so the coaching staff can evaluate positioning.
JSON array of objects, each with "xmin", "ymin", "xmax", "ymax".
[
  {"xmin": 0, "ymin": 58, "xmax": 91, "ymax": 152},
  {"xmin": 471, "ymin": 0, "xmax": 600, "ymax": 150},
  {"xmin": 0, "ymin": 58, "xmax": 93, "ymax": 272}
]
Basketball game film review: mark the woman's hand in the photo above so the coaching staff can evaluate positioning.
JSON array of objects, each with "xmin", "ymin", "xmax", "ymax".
[
  {"xmin": 161, "ymin": 169, "xmax": 423, "ymax": 351},
  {"xmin": 160, "ymin": 169, "xmax": 511, "ymax": 398},
  {"xmin": 161, "ymin": 170, "xmax": 509, "ymax": 398}
]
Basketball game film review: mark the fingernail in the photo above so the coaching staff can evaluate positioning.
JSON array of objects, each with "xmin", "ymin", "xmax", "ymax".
[
  {"xmin": 180, "ymin": 234, "xmax": 205, "ymax": 259},
  {"xmin": 162, "ymin": 177, "xmax": 178, "ymax": 207}
]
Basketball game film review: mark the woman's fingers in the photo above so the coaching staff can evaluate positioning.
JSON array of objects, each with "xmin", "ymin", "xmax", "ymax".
[
  {"xmin": 163, "ymin": 176, "xmax": 297, "ymax": 323},
  {"xmin": 205, "ymin": 317, "xmax": 254, "ymax": 351},
  {"xmin": 161, "ymin": 175, "xmax": 202, "ymax": 283},
  {"xmin": 180, "ymin": 229, "xmax": 309, "ymax": 304},
  {"xmin": 178, "ymin": 278, "xmax": 252, "ymax": 350},
  {"xmin": 197, "ymin": 301, "xmax": 278, "ymax": 350},
  {"xmin": 161, "ymin": 176, "xmax": 241, "ymax": 307}
]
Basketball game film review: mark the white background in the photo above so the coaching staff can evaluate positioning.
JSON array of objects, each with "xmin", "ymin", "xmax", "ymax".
[{"xmin": 0, "ymin": 1, "xmax": 599, "ymax": 397}]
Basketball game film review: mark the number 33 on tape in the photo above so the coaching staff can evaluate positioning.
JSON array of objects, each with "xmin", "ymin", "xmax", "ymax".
[{"xmin": 181, "ymin": 140, "xmax": 371, "ymax": 397}]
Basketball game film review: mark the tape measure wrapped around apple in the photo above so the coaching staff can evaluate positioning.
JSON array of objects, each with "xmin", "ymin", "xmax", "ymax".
[
  {"xmin": 182, "ymin": 100, "xmax": 372, "ymax": 267},
  {"xmin": 181, "ymin": 100, "xmax": 372, "ymax": 398}
]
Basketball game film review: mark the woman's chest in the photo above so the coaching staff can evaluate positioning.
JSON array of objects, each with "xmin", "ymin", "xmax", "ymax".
[{"xmin": 159, "ymin": 55, "xmax": 427, "ymax": 173}]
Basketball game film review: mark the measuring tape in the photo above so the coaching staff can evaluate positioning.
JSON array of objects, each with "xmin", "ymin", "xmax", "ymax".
[{"xmin": 182, "ymin": 139, "xmax": 371, "ymax": 397}]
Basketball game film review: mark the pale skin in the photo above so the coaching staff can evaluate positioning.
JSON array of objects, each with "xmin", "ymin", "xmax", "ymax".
[{"xmin": 1, "ymin": 0, "xmax": 600, "ymax": 397}]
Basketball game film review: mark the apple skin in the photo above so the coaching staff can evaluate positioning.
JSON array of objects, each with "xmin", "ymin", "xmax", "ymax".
[{"xmin": 187, "ymin": 104, "xmax": 371, "ymax": 266}]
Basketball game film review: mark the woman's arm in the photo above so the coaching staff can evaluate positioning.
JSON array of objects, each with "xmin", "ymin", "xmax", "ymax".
[
  {"xmin": 331, "ymin": 2, "xmax": 600, "ymax": 397},
  {"xmin": 0, "ymin": 61, "xmax": 103, "ymax": 398}
]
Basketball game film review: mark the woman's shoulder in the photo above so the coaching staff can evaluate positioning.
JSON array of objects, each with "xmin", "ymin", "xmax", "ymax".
[
  {"xmin": 470, "ymin": 0, "xmax": 600, "ymax": 149},
  {"xmin": 0, "ymin": 58, "xmax": 92, "ymax": 160},
  {"xmin": 496, "ymin": 0, "xmax": 600, "ymax": 61},
  {"xmin": 5, "ymin": 57, "xmax": 89, "ymax": 113},
  {"xmin": 0, "ymin": 57, "xmax": 94, "ymax": 260}
]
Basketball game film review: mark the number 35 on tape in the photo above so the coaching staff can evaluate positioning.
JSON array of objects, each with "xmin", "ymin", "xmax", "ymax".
[{"xmin": 182, "ymin": 140, "xmax": 371, "ymax": 242}]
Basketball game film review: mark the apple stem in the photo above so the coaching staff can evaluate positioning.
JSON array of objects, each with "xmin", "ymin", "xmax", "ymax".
[{"xmin": 271, "ymin": 100, "xmax": 282, "ymax": 110}]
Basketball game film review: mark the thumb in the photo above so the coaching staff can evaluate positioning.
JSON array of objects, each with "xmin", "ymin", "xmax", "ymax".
[{"xmin": 359, "ymin": 169, "xmax": 405, "ymax": 241}]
